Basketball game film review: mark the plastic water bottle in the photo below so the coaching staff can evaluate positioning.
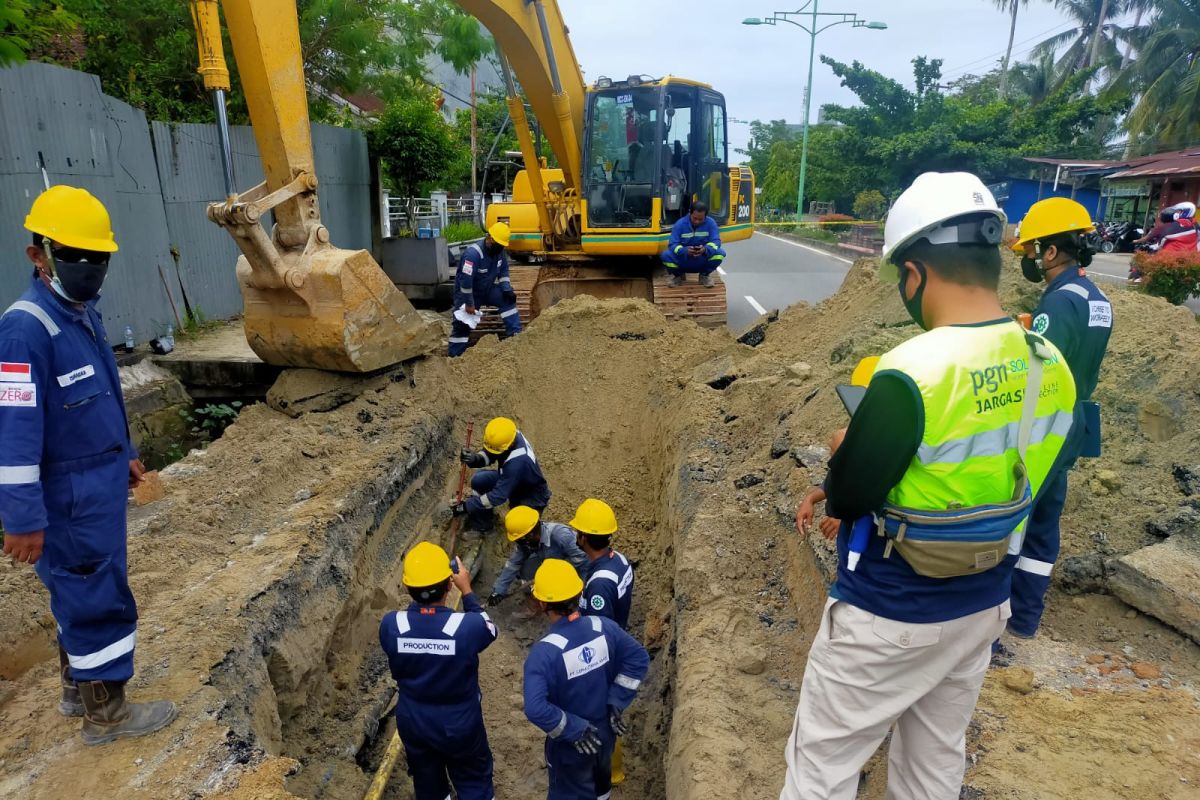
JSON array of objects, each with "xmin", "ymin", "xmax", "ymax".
[
  {"xmin": 165, "ymin": 324, "xmax": 174, "ymax": 350},
  {"xmin": 123, "ymin": 326, "xmax": 134, "ymax": 352}
]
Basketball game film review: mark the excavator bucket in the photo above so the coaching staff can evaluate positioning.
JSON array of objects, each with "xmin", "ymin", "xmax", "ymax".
[{"xmin": 236, "ymin": 246, "xmax": 439, "ymax": 373}]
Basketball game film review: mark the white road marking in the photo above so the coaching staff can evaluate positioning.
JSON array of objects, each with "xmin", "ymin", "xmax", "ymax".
[
  {"xmin": 757, "ymin": 231, "xmax": 854, "ymax": 264},
  {"xmin": 716, "ymin": 266, "xmax": 727, "ymax": 276},
  {"xmin": 744, "ymin": 295, "xmax": 768, "ymax": 315}
]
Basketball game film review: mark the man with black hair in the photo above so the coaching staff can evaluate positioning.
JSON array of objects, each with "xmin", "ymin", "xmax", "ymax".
[
  {"xmin": 524, "ymin": 559, "xmax": 649, "ymax": 800},
  {"xmin": 661, "ymin": 201, "xmax": 725, "ymax": 287},
  {"xmin": 1008, "ymin": 198, "xmax": 1113, "ymax": 639},
  {"xmin": 780, "ymin": 172, "xmax": 1076, "ymax": 800},
  {"xmin": 380, "ymin": 541, "xmax": 499, "ymax": 800}
]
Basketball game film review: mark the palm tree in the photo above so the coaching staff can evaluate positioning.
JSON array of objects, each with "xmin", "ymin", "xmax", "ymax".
[
  {"xmin": 1034, "ymin": 0, "xmax": 1127, "ymax": 74},
  {"xmin": 992, "ymin": 0, "xmax": 1030, "ymax": 99},
  {"xmin": 1008, "ymin": 52, "xmax": 1065, "ymax": 103},
  {"xmin": 1127, "ymin": 0, "xmax": 1200, "ymax": 149}
]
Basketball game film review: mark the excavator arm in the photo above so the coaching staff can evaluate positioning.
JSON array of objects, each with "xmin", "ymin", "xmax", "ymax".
[
  {"xmin": 455, "ymin": 0, "xmax": 585, "ymax": 192},
  {"xmin": 189, "ymin": 0, "xmax": 433, "ymax": 372}
]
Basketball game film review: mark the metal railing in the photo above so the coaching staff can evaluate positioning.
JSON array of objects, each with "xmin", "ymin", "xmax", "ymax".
[{"xmin": 382, "ymin": 192, "xmax": 489, "ymax": 238}]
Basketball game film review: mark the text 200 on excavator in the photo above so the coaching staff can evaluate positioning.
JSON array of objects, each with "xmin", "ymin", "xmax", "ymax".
[{"xmin": 189, "ymin": 0, "xmax": 755, "ymax": 373}]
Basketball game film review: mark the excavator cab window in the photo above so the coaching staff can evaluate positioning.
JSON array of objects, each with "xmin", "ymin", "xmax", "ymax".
[
  {"xmin": 584, "ymin": 87, "xmax": 662, "ymax": 228},
  {"xmin": 659, "ymin": 85, "xmax": 729, "ymax": 226}
]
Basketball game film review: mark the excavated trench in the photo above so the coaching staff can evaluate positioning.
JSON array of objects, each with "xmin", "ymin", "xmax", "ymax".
[{"xmin": 192, "ymin": 299, "xmax": 830, "ymax": 800}]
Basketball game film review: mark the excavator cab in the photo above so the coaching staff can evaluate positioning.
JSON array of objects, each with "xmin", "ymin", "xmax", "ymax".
[{"xmin": 583, "ymin": 78, "xmax": 731, "ymax": 231}]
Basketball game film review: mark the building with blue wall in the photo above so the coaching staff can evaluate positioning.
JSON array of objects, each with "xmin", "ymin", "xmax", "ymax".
[{"xmin": 987, "ymin": 177, "xmax": 1107, "ymax": 225}]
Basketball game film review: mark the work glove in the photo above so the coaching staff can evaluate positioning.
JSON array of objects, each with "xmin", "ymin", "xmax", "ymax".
[
  {"xmin": 609, "ymin": 706, "xmax": 628, "ymax": 736},
  {"xmin": 573, "ymin": 724, "xmax": 602, "ymax": 756},
  {"xmin": 449, "ymin": 500, "xmax": 468, "ymax": 516},
  {"xmin": 486, "ymin": 592, "xmax": 505, "ymax": 607},
  {"xmin": 502, "ymin": 289, "xmax": 517, "ymax": 304},
  {"xmin": 460, "ymin": 448, "xmax": 487, "ymax": 468}
]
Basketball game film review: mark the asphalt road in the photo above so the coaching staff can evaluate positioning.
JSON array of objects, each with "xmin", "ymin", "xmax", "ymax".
[{"xmin": 721, "ymin": 232, "xmax": 854, "ymax": 331}]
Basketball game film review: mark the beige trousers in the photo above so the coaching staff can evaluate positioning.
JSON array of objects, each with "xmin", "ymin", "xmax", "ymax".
[{"xmin": 779, "ymin": 597, "xmax": 1010, "ymax": 800}]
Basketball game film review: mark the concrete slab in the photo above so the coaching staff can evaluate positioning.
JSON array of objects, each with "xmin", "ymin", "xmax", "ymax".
[
  {"xmin": 154, "ymin": 321, "xmax": 281, "ymax": 400},
  {"xmin": 1109, "ymin": 535, "xmax": 1200, "ymax": 645}
]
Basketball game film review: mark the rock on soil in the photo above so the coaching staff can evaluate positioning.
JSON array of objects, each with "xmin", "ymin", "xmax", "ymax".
[{"xmin": 1109, "ymin": 536, "xmax": 1200, "ymax": 644}]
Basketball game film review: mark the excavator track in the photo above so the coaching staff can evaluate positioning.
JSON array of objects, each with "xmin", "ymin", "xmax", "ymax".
[{"xmin": 470, "ymin": 264, "xmax": 726, "ymax": 341}]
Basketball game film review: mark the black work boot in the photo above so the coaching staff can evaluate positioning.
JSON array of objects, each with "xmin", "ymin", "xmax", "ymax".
[
  {"xmin": 58, "ymin": 645, "xmax": 83, "ymax": 717},
  {"xmin": 78, "ymin": 680, "xmax": 178, "ymax": 746}
]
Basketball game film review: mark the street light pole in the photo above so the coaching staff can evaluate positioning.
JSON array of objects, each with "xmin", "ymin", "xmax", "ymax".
[
  {"xmin": 744, "ymin": 6, "xmax": 886, "ymax": 222},
  {"xmin": 797, "ymin": 1, "xmax": 818, "ymax": 222}
]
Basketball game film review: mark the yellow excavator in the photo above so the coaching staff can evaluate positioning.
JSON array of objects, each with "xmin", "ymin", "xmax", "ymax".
[{"xmin": 189, "ymin": 0, "xmax": 755, "ymax": 372}]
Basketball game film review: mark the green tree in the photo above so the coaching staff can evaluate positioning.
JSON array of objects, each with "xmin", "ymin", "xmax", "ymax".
[
  {"xmin": 0, "ymin": 0, "xmax": 79, "ymax": 66},
  {"xmin": 450, "ymin": 89, "xmax": 520, "ymax": 194},
  {"xmin": 369, "ymin": 88, "xmax": 461, "ymax": 197},
  {"xmin": 816, "ymin": 55, "xmax": 1126, "ymax": 196},
  {"xmin": 990, "ymin": 0, "xmax": 1030, "ymax": 99},
  {"xmin": 761, "ymin": 140, "xmax": 800, "ymax": 214},
  {"xmin": 1126, "ymin": 0, "xmax": 1200, "ymax": 150},
  {"xmin": 1034, "ymin": 0, "xmax": 1128, "ymax": 74},
  {"xmin": 852, "ymin": 190, "xmax": 887, "ymax": 220},
  {"xmin": 19, "ymin": 0, "xmax": 489, "ymax": 123},
  {"xmin": 736, "ymin": 119, "xmax": 796, "ymax": 180}
]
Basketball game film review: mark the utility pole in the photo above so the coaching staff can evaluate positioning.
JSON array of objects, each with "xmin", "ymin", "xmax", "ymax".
[{"xmin": 470, "ymin": 65, "xmax": 478, "ymax": 194}]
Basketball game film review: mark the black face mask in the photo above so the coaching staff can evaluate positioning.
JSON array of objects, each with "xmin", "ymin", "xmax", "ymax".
[
  {"xmin": 897, "ymin": 262, "xmax": 929, "ymax": 330},
  {"xmin": 485, "ymin": 242, "xmax": 504, "ymax": 258},
  {"xmin": 46, "ymin": 244, "xmax": 109, "ymax": 303},
  {"xmin": 1020, "ymin": 255, "xmax": 1045, "ymax": 283}
]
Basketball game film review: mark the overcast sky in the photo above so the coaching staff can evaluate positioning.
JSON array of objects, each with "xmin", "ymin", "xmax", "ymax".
[{"xmin": 560, "ymin": 0, "xmax": 1113, "ymax": 156}]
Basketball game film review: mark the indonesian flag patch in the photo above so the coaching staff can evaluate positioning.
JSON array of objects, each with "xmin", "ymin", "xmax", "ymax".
[{"xmin": 0, "ymin": 362, "xmax": 31, "ymax": 383}]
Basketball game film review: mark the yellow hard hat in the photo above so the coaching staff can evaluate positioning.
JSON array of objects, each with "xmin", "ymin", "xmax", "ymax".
[
  {"xmin": 505, "ymin": 505, "xmax": 541, "ymax": 541},
  {"xmin": 25, "ymin": 185, "xmax": 118, "ymax": 253},
  {"xmin": 488, "ymin": 221, "xmax": 511, "ymax": 247},
  {"xmin": 569, "ymin": 498, "xmax": 618, "ymax": 536},
  {"xmin": 1011, "ymin": 197, "xmax": 1095, "ymax": 252},
  {"xmin": 483, "ymin": 417, "xmax": 518, "ymax": 454},
  {"xmin": 850, "ymin": 356, "xmax": 880, "ymax": 388},
  {"xmin": 532, "ymin": 558, "xmax": 585, "ymax": 603},
  {"xmin": 402, "ymin": 541, "xmax": 453, "ymax": 587}
]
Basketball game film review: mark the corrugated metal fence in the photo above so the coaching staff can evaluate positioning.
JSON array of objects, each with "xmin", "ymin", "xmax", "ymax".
[{"xmin": 0, "ymin": 62, "xmax": 370, "ymax": 344}]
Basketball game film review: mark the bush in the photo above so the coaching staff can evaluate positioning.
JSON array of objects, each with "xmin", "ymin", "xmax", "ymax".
[
  {"xmin": 790, "ymin": 226, "xmax": 838, "ymax": 243},
  {"xmin": 1131, "ymin": 250, "xmax": 1200, "ymax": 305},
  {"xmin": 443, "ymin": 221, "xmax": 486, "ymax": 243},
  {"xmin": 852, "ymin": 189, "xmax": 887, "ymax": 221},
  {"xmin": 818, "ymin": 213, "xmax": 855, "ymax": 234}
]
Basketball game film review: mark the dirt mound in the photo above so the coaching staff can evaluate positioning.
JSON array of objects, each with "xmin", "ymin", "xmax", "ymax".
[{"xmin": 0, "ymin": 262, "xmax": 1198, "ymax": 800}]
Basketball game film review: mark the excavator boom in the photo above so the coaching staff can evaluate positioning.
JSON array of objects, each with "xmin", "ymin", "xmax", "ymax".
[{"xmin": 189, "ymin": 0, "xmax": 433, "ymax": 372}]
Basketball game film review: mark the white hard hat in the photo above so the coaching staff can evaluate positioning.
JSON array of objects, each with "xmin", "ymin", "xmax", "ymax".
[{"xmin": 880, "ymin": 172, "xmax": 1007, "ymax": 282}]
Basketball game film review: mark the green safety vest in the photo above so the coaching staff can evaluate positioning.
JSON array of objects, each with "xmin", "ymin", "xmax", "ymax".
[{"xmin": 877, "ymin": 321, "xmax": 1077, "ymax": 517}]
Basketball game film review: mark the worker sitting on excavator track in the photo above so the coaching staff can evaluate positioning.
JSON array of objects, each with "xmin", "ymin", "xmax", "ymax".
[
  {"xmin": 661, "ymin": 201, "xmax": 726, "ymax": 288},
  {"xmin": 448, "ymin": 222, "xmax": 521, "ymax": 357},
  {"xmin": 380, "ymin": 542, "xmax": 498, "ymax": 800},
  {"xmin": 453, "ymin": 417, "xmax": 552, "ymax": 533}
]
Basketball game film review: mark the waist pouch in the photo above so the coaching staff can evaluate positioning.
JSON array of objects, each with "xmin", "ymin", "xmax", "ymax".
[{"xmin": 878, "ymin": 465, "xmax": 1033, "ymax": 578}]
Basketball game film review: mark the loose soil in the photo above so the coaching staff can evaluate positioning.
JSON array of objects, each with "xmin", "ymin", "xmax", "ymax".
[{"xmin": 0, "ymin": 256, "xmax": 1197, "ymax": 800}]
